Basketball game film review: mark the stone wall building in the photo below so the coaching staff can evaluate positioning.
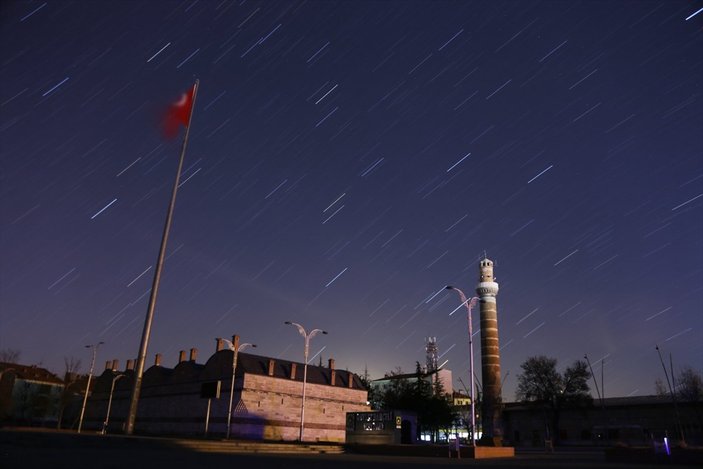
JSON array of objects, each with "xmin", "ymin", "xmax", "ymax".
[
  {"xmin": 84, "ymin": 341, "xmax": 369, "ymax": 441},
  {"xmin": 502, "ymin": 395, "xmax": 703, "ymax": 447},
  {"xmin": 0, "ymin": 362, "xmax": 64, "ymax": 425}
]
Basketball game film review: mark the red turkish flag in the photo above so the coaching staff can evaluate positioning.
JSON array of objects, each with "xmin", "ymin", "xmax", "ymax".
[{"xmin": 162, "ymin": 84, "xmax": 195, "ymax": 139}]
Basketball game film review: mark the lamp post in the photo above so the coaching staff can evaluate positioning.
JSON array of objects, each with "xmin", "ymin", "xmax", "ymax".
[
  {"xmin": 446, "ymin": 286, "xmax": 478, "ymax": 446},
  {"xmin": 221, "ymin": 335, "xmax": 256, "ymax": 439},
  {"xmin": 102, "ymin": 373, "xmax": 125, "ymax": 434},
  {"xmin": 285, "ymin": 321, "xmax": 327, "ymax": 442},
  {"xmin": 78, "ymin": 341, "xmax": 104, "ymax": 433}
]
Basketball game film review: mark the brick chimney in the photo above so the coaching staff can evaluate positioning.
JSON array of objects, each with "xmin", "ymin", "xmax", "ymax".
[
  {"xmin": 126, "ymin": 359, "xmax": 135, "ymax": 371},
  {"xmin": 105, "ymin": 361, "xmax": 112, "ymax": 371},
  {"xmin": 290, "ymin": 363, "xmax": 297, "ymax": 380},
  {"xmin": 268, "ymin": 359, "xmax": 275, "ymax": 376},
  {"xmin": 111, "ymin": 359, "xmax": 119, "ymax": 371},
  {"xmin": 329, "ymin": 358, "xmax": 336, "ymax": 386},
  {"xmin": 178, "ymin": 350, "xmax": 186, "ymax": 363},
  {"xmin": 154, "ymin": 353, "xmax": 162, "ymax": 366},
  {"xmin": 348, "ymin": 371, "xmax": 354, "ymax": 388},
  {"xmin": 189, "ymin": 348, "xmax": 198, "ymax": 362},
  {"xmin": 215, "ymin": 338, "xmax": 224, "ymax": 352}
]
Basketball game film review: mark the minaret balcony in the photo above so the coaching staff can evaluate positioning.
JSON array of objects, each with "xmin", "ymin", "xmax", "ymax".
[{"xmin": 476, "ymin": 281, "xmax": 499, "ymax": 297}]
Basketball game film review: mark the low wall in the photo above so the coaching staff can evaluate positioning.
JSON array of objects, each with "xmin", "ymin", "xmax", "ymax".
[{"xmin": 345, "ymin": 443, "xmax": 515, "ymax": 458}]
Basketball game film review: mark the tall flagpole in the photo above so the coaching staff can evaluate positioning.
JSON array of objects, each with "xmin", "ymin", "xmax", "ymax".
[{"xmin": 125, "ymin": 80, "xmax": 199, "ymax": 435}]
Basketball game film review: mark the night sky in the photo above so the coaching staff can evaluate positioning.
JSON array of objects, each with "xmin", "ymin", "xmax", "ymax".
[{"xmin": 1, "ymin": 0, "xmax": 702, "ymax": 400}]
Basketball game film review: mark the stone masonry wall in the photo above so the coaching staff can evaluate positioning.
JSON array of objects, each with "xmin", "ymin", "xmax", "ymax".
[
  {"xmin": 86, "ymin": 371, "xmax": 369, "ymax": 440},
  {"xmin": 234, "ymin": 373, "xmax": 369, "ymax": 442}
]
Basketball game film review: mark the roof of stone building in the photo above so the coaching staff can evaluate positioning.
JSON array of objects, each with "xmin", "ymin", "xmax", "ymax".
[
  {"xmin": 91, "ymin": 350, "xmax": 367, "ymax": 393},
  {"xmin": 223, "ymin": 351, "xmax": 366, "ymax": 390},
  {"xmin": 0, "ymin": 361, "xmax": 64, "ymax": 385}
]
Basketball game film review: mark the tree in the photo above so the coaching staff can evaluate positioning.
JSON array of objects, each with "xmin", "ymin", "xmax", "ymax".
[
  {"xmin": 425, "ymin": 370, "xmax": 456, "ymax": 442},
  {"xmin": 516, "ymin": 356, "xmax": 561, "ymax": 402},
  {"xmin": 0, "ymin": 348, "xmax": 21, "ymax": 363},
  {"xmin": 656, "ymin": 366, "xmax": 703, "ymax": 402},
  {"xmin": 516, "ymin": 355, "xmax": 591, "ymax": 445},
  {"xmin": 677, "ymin": 367, "xmax": 703, "ymax": 402},
  {"xmin": 376, "ymin": 367, "xmax": 415, "ymax": 411},
  {"xmin": 63, "ymin": 356, "xmax": 82, "ymax": 376},
  {"xmin": 57, "ymin": 356, "xmax": 82, "ymax": 429},
  {"xmin": 454, "ymin": 377, "xmax": 483, "ymax": 441},
  {"xmin": 358, "ymin": 364, "xmax": 372, "ymax": 391},
  {"xmin": 655, "ymin": 365, "xmax": 703, "ymax": 443},
  {"xmin": 358, "ymin": 364, "xmax": 383, "ymax": 409},
  {"xmin": 374, "ymin": 363, "xmax": 456, "ymax": 442},
  {"xmin": 562, "ymin": 360, "xmax": 591, "ymax": 398}
]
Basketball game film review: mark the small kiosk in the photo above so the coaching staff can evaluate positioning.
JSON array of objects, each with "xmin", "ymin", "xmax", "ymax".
[{"xmin": 345, "ymin": 410, "xmax": 417, "ymax": 444}]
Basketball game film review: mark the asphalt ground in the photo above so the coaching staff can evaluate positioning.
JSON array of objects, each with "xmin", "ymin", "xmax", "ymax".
[{"xmin": 1, "ymin": 429, "xmax": 699, "ymax": 469}]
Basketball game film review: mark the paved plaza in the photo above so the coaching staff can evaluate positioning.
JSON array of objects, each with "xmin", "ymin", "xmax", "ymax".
[{"xmin": 1, "ymin": 429, "xmax": 699, "ymax": 469}]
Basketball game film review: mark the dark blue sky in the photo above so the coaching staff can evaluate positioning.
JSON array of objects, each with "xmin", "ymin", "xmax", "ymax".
[{"xmin": 1, "ymin": 0, "xmax": 701, "ymax": 399}]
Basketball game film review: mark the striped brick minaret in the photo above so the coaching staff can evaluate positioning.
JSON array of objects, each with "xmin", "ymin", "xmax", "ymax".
[{"xmin": 476, "ymin": 257, "xmax": 504, "ymax": 446}]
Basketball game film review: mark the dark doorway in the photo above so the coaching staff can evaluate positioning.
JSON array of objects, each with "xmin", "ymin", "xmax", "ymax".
[{"xmin": 401, "ymin": 420, "xmax": 412, "ymax": 444}]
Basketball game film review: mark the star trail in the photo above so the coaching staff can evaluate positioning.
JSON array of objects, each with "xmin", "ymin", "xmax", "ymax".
[{"xmin": 1, "ymin": 0, "xmax": 701, "ymax": 400}]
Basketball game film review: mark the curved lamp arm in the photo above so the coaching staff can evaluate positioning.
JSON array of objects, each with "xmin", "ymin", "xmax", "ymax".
[
  {"xmin": 285, "ymin": 321, "xmax": 307, "ymax": 338},
  {"xmin": 309, "ymin": 328, "xmax": 328, "ymax": 340},
  {"xmin": 446, "ymin": 285, "xmax": 478, "ymax": 315}
]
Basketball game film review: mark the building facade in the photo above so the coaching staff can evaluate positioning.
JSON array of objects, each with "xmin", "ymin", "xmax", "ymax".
[
  {"xmin": 0, "ymin": 362, "xmax": 64, "ymax": 426},
  {"xmin": 502, "ymin": 396, "xmax": 703, "ymax": 447},
  {"xmin": 83, "ymin": 342, "xmax": 369, "ymax": 442}
]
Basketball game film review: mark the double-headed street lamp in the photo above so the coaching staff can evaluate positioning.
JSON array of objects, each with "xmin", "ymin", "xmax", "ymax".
[
  {"xmin": 446, "ymin": 286, "xmax": 478, "ymax": 446},
  {"xmin": 285, "ymin": 321, "xmax": 327, "ymax": 442},
  {"xmin": 78, "ymin": 341, "xmax": 104, "ymax": 433},
  {"xmin": 221, "ymin": 335, "xmax": 256, "ymax": 439},
  {"xmin": 102, "ymin": 373, "xmax": 125, "ymax": 434}
]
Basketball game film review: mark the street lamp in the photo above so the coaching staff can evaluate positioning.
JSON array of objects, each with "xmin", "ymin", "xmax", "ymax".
[
  {"xmin": 102, "ymin": 373, "xmax": 125, "ymax": 434},
  {"xmin": 446, "ymin": 286, "xmax": 478, "ymax": 446},
  {"xmin": 78, "ymin": 341, "xmax": 104, "ymax": 433},
  {"xmin": 221, "ymin": 335, "xmax": 256, "ymax": 439},
  {"xmin": 285, "ymin": 321, "xmax": 327, "ymax": 442}
]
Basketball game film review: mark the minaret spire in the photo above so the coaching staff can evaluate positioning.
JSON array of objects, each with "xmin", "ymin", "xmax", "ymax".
[{"xmin": 476, "ymin": 257, "xmax": 504, "ymax": 446}]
